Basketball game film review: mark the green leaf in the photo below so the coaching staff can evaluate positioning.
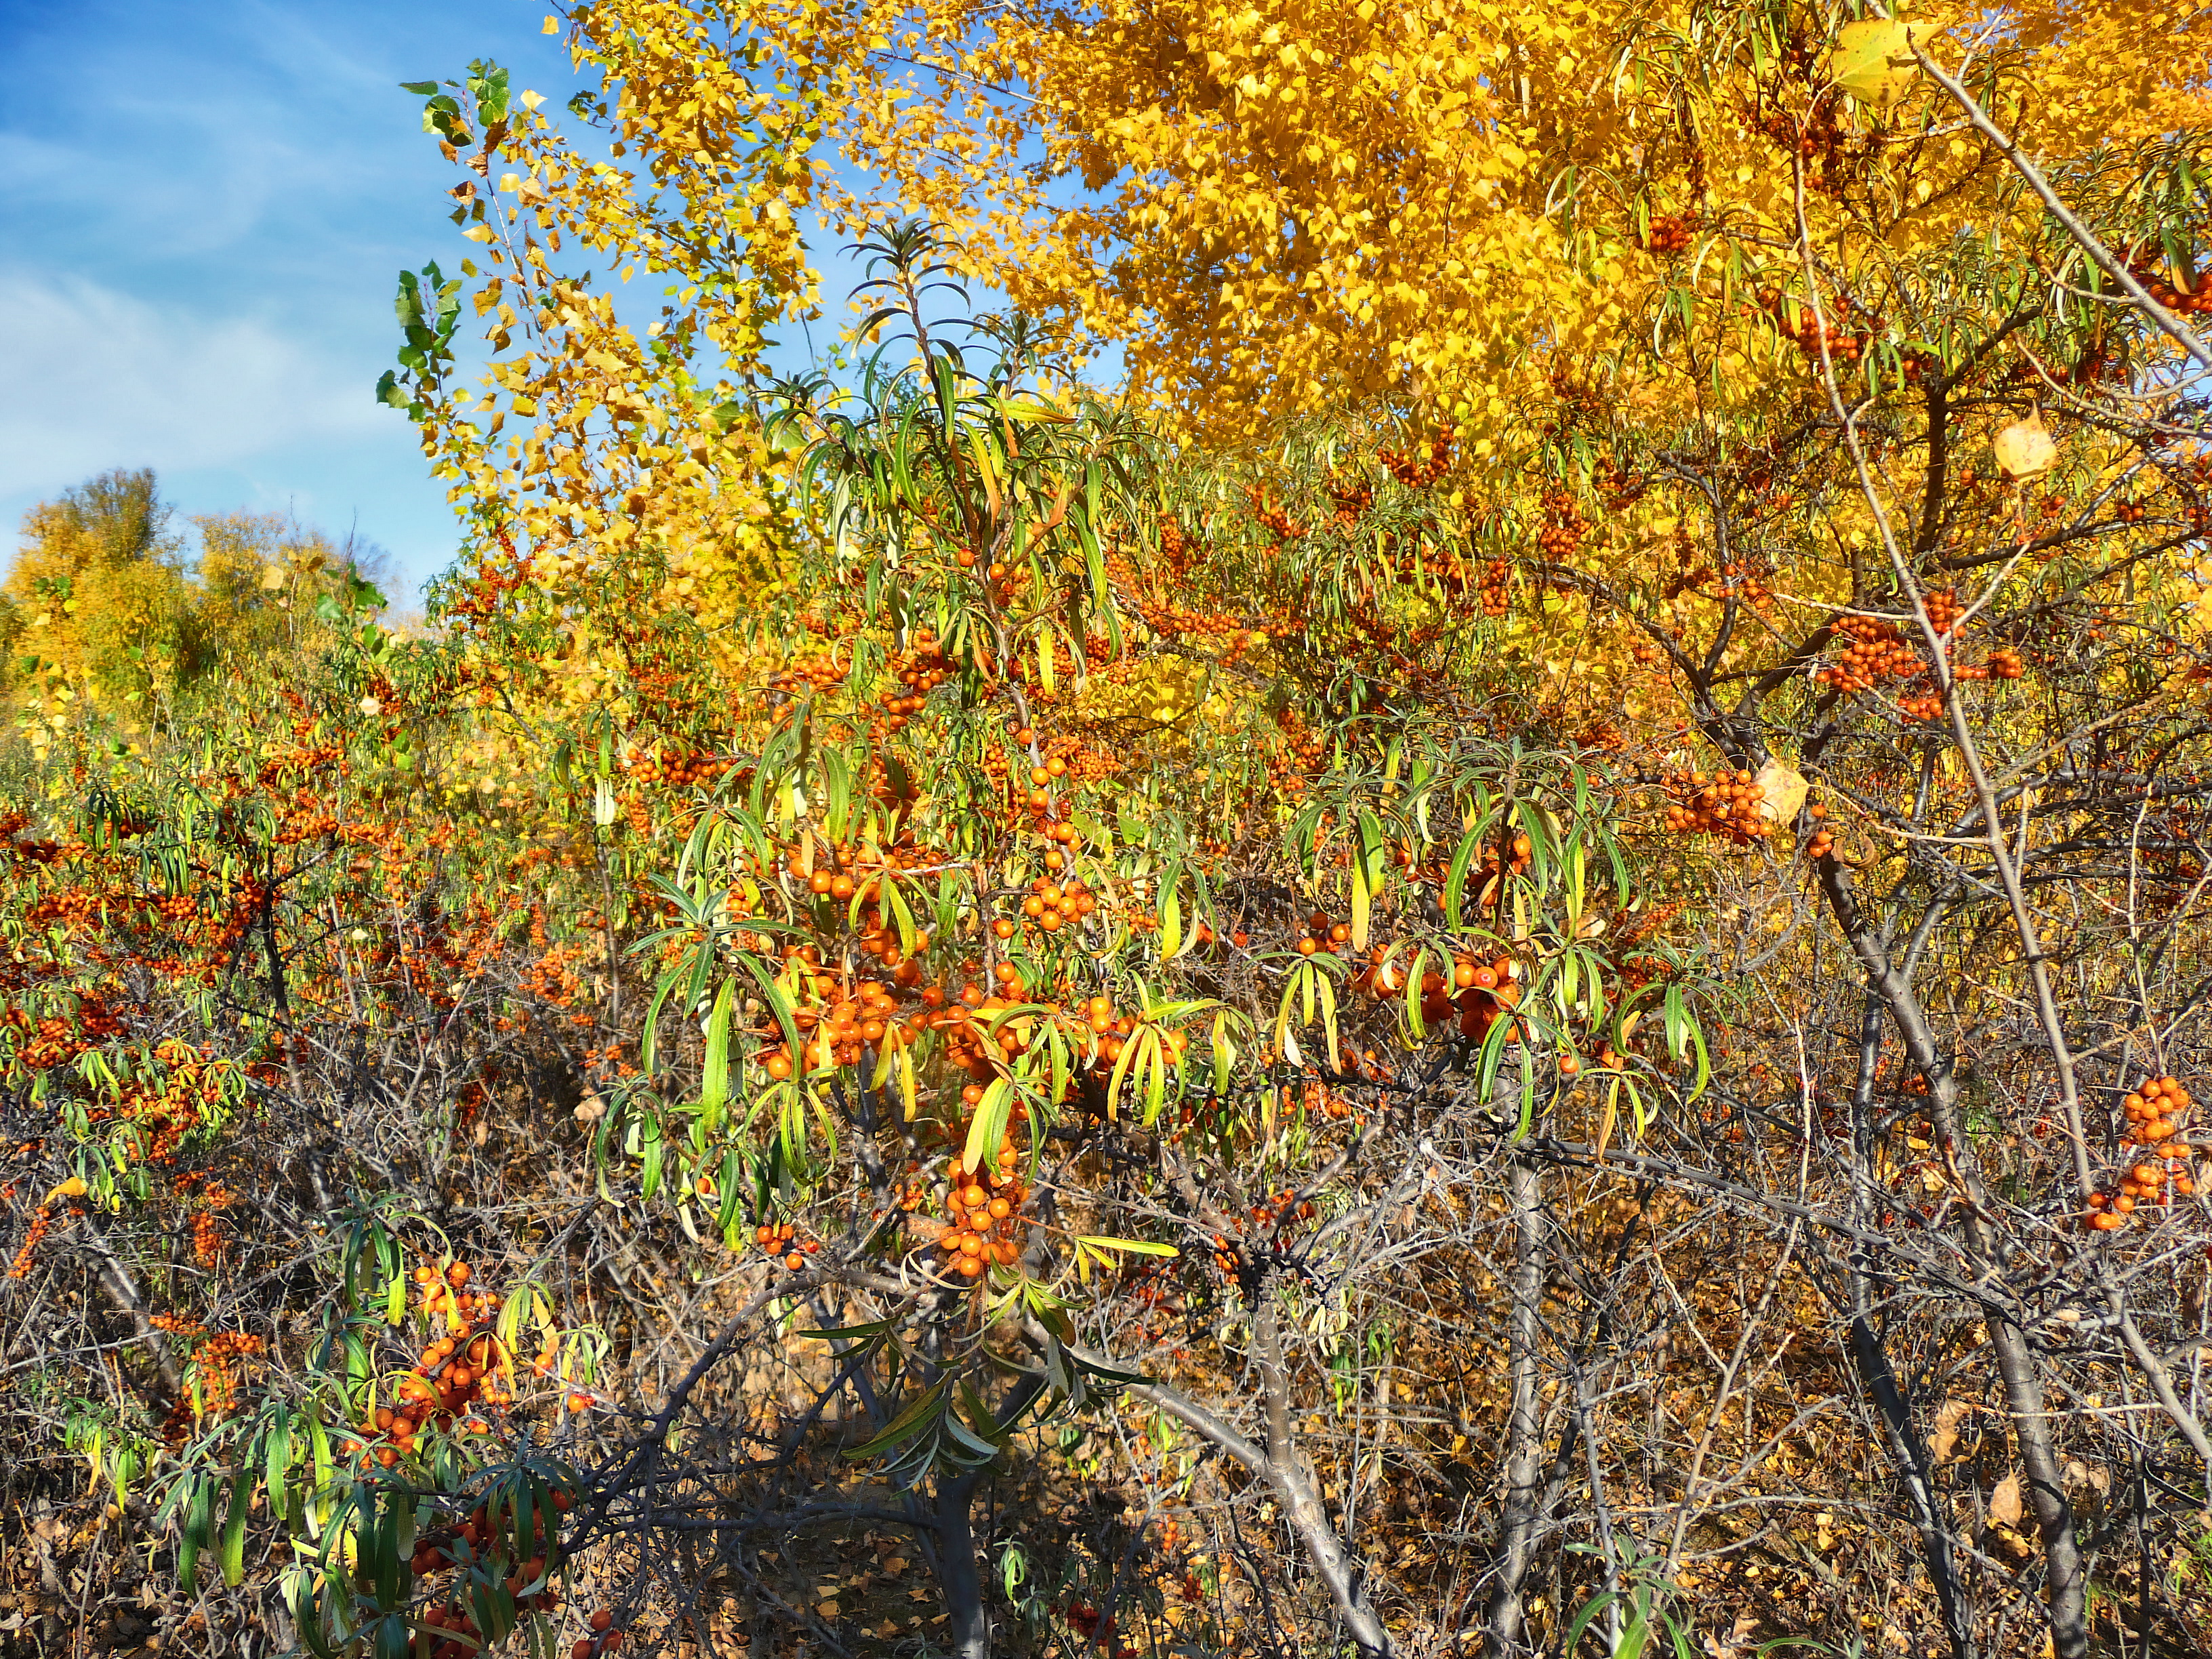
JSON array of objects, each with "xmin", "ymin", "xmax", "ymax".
[
  {"xmin": 739, "ymin": 954, "xmax": 804, "ymax": 1074},
  {"xmin": 1561, "ymin": 1590, "xmax": 1620, "ymax": 1658},
  {"xmin": 700, "ymin": 976, "xmax": 735, "ymax": 1132},
  {"xmin": 221, "ymin": 1468, "xmax": 251, "ymax": 1587},
  {"xmin": 179, "ymin": 1473, "xmax": 211, "ymax": 1584},
  {"xmin": 844, "ymin": 1378, "xmax": 949, "ymax": 1462},
  {"xmin": 1442, "ymin": 827, "xmax": 1482, "ymax": 929}
]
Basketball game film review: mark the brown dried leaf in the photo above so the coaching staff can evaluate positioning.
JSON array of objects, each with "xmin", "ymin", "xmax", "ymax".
[
  {"xmin": 1989, "ymin": 1471, "xmax": 2024, "ymax": 1527},
  {"xmin": 1929, "ymin": 1397, "xmax": 1971, "ymax": 1463}
]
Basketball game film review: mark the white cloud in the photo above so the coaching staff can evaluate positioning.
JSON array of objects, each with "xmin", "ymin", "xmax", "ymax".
[{"xmin": 0, "ymin": 266, "xmax": 384, "ymax": 499}]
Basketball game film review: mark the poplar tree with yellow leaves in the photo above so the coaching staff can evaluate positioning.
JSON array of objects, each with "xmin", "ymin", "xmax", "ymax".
[{"xmin": 11, "ymin": 5, "xmax": 2212, "ymax": 1659}]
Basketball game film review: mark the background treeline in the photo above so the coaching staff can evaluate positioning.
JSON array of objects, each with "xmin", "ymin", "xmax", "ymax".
[{"xmin": 1, "ymin": 467, "xmax": 392, "ymax": 729}]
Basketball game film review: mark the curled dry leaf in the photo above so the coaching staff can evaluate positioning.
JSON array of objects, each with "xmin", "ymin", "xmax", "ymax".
[
  {"xmin": 1988, "ymin": 1471, "xmax": 2024, "ymax": 1527},
  {"xmin": 1929, "ymin": 1396, "xmax": 1973, "ymax": 1463},
  {"xmin": 1993, "ymin": 412, "xmax": 2057, "ymax": 481},
  {"xmin": 2063, "ymin": 1458, "xmax": 2110, "ymax": 1497},
  {"xmin": 1754, "ymin": 759, "xmax": 1809, "ymax": 824}
]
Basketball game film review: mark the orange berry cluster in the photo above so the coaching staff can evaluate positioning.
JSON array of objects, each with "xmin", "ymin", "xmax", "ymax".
[
  {"xmin": 411, "ymin": 1491, "xmax": 577, "ymax": 1659},
  {"xmin": 1325, "ymin": 473, "xmax": 1376, "ymax": 527},
  {"xmin": 766, "ymin": 654, "xmax": 848, "ymax": 699},
  {"xmin": 995, "ymin": 873, "xmax": 1101, "ymax": 941},
  {"xmin": 1378, "ymin": 428, "xmax": 1455, "ymax": 489},
  {"xmin": 2087, "ymin": 1075, "xmax": 2198, "ymax": 1229},
  {"xmin": 759, "ymin": 975, "xmax": 915, "ymax": 1080},
  {"xmin": 1296, "ymin": 909, "xmax": 1351, "ymax": 956},
  {"xmin": 2124, "ymin": 1073, "xmax": 2193, "ymax": 1147},
  {"xmin": 1065, "ymin": 1599, "xmax": 1135, "ymax": 1658},
  {"xmin": 883, "ymin": 632, "xmax": 956, "ymax": 712},
  {"xmin": 936, "ymin": 1121, "xmax": 1031, "ymax": 1282},
  {"xmin": 1084, "ymin": 997, "xmax": 1162, "ymax": 1069},
  {"xmin": 1210, "ymin": 1189, "xmax": 1317, "ymax": 1273},
  {"xmin": 1804, "ymin": 800, "xmax": 1835, "ymax": 861},
  {"xmin": 623, "ymin": 747, "xmax": 730, "ymax": 788},
  {"xmin": 2128, "ymin": 258, "xmax": 2212, "ymax": 317},
  {"xmin": 1023, "ymin": 754, "xmax": 1072, "ymax": 809},
  {"xmin": 1401, "ymin": 954, "xmax": 1526, "ymax": 1042},
  {"xmin": 1816, "ymin": 613, "xmax": 1921, "ymax": 694},
  {"xmin": 190, "ymin": 1208, "xmax": 230, "ymax": 1269},
  {"xmin": 1761, "ymin": 288, "xmax": 1868, "ymax": 364},
  {"xmin": 1352, "ymin": 948, "xmax": 1405, "ymax": 1000},
  {"xmin": 341, "ymin": 1264, "xmax": 506, "ymax": 1469},
  {"xmin": 1643, "ymin": 215, "xmax": 1694, "ymax": 255},
  {"xmin": 1536, "ymin": 486, "xmax": 1586, "ymax": 561},
  {"xmin": 184, "ymin": 1328, "xmax": 266, "ymax": 1416},
  {"xmin": 754, "ymin": 1218, "xmax": 820, "ymax": 1271},
  {"xmin": 1659, "ymin": 768, "xmax": 1774, "ymax": 844},
  {"xmin": 1479, "ymin": 558, "xmax": 1510, "ymax": 616},
  {"xmin": 1953, "ymin": 647, "xmax": 2024, "ymax": 682},
  {"xmin": 1249, "ymin": 489, "xmax": 1307, "ymax": 543},
  {"xmin": 1265, "ymin": 1076, "xmax": 1355, "ymax": 1120},
  {"xmin": 570, "ymin": 1610, "xmax": 625, "ymax": 1659},
  {"xmin": 7, "ymin": 1200, "xmax": 64, "ymax": 1279},
  {"xmin": 1715, "ymin": 561, "xmax": 1774, "ymax": 609},
  {"xmin": 1898, "ymin": 691, "xmax": 1945, "ymax": 722},
  {"xmin": 1271, "ymin": 710, "xmax": 1328, "ymax": 779}
]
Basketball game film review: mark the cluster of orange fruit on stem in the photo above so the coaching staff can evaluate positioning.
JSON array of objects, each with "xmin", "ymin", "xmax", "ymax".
[
  {"xmin": 1297, "ymin": 909, "xmax": 1349, "ymax": 956},
  {"xmin": 340, "ymin": 1263, "xmax": 506, "ymax": 1468},
  {"xmin": 408, "ymin": 1488, "xmax": 600, "ymax": 1659},
  {"xmin": 570, "ymin": 1610, "xmax": 625, "ymax": 1659},
  {"xmin": 881, "ymin": 633, "xmax": 956, "ymax": 731},
  {"xmin": 1804, "ymin": 799, "xmax": 1835, "ymax": 862},
  {"xmin": 1760, "ymin": 287, "xmax": 1868, "ymax": 363},
  {"xmin": 754, "ymin": 1217, "xmax": 819, "ymax": 1271},
  {"xmin": 1210, "ymin": 1189, "xmax": 1317, "ymax": 1274},
  {"xmin": 1377, "ymin": 428, "xmax": 1454, "ymax": 489},
  {"xmin": 1659, "ymin": 769, "xmax": 1774, "ymax": 845},
  {"xmin": 2086, "ymin": 1075, "xmax": 2198, "ymax": 1228},
  {"xmin": 1817, "ymin": 614, "xmax": 1923, "ymax": 695},
  {"xmin": 1479, "ymin": 558, "xmax": 1511, "ymax": 616},
  {"xmin": 994, "ymin": 871, "xmax": 1101, "ymax": 941},
  {"xmin": 936, "ymin": 1107, "xmax": 1031, "ymax": 1282},
  {"xmin": 2125, "ymin": 250, "xmax": 2212, "ymax": 316},
  {"xmin": 623, "ymin": 747, "xmax": 731, "ymax": 788},
  {"xmin": 1422, "ymin": 954, "xmax": 1528, "ymax": 1044},
  {"xmin": 759, "ymin": 970, "xmax": 918, "ymax": 1080}
]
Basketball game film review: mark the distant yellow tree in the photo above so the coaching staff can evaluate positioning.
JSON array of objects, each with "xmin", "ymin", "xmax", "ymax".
[
  {"xmin": 5, "ymin": 469, "xmax": 194, "ymax": 724},
  {"xmin": 192, "ymin": 511, "xmax": 366, "ymax": 666},
  {"xmin": 5, "ymin": 474, "xmax": 387, "ymax": 742}
]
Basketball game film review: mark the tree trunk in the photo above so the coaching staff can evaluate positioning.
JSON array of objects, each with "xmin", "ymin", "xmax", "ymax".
[{"xmin": 1486, "ymin": 1152, "xmax": 1547, "ymax": 1657}]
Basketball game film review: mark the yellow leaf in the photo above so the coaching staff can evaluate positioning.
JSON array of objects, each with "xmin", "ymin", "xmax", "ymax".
[
  {"xmin": 1993, "ymin": 413, "xmax": 2056, "ymax": 481},
  {"xmin": 1833, "ymin": 22, "xmax": 1932, "ymax": 106},
  {"xmin": 1754, "ymin": 759, "xmax": 1808, "ymax": 824}
]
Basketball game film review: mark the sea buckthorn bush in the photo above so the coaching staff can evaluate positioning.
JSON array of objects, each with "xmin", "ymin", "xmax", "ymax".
[{"xmin": 14, "ymin": 7, "xmax": 2212, "ymax": 1659}]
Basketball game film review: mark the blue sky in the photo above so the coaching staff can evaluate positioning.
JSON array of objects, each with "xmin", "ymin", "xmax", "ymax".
[
  {"xmin": 0, "ymin": 1, "xmax": 1078, "ymax": 602},
  {"xmin": 0, "ymin": 0, "xmax": 593, "ymax": 598}
]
